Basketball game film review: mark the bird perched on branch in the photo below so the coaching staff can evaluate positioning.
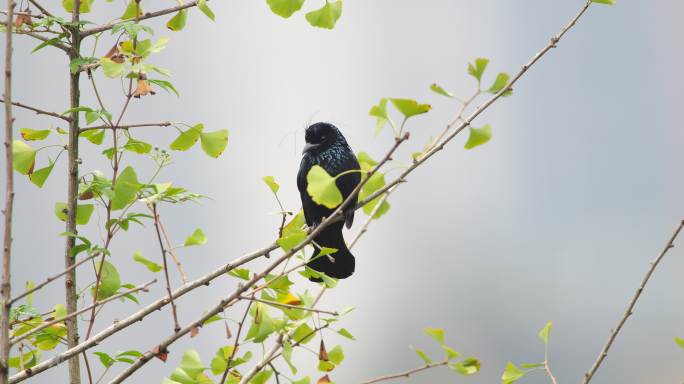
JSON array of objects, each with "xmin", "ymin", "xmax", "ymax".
[{"xmin": 298, "ymin": 122, "xmax": 361, "ymax": 280}]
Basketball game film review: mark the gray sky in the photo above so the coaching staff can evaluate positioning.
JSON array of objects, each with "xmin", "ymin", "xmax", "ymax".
[{"xmin": 2, "ymin": 0, "xmax": 684, "ymax": 383}]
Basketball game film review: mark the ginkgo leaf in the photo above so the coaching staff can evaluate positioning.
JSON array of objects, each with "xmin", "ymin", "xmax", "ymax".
[{"xmin": 306, "ymin": 165, "xmax": 343, "ymax": 209}]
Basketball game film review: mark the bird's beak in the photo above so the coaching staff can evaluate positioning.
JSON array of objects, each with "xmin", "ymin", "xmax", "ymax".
[{"xmin": 302, "ymin": 142, "xmax": 320, "ymax": 154}]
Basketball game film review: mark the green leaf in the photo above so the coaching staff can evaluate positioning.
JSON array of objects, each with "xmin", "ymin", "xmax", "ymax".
[
  {"xmin": 122, "ymin": 0, "xmax": 142, "ymax": 19},
  {"xmin": 389, "ymin": 98, "xmax": 432, "ymax": 119},
  {"xmin": 358, "ymin": 172, "xmax": 389, "ymax": 219},
  {"xmin": 538, "ymin": 321, "xmax": 552, "ymax": 345},
  {"xmin": 62, "ymin": 0, "xmax": 93, "ymax": 13},
  {"xmin": 488, "ymin": 72, "xmax": 511, "ymax": 95},
  {"xmin": 197, "ymin": 0, "xmax": 216, "ymax": 20},
  {"xmin": 170, "ymin": 124, "xmax": 203, "ymax": 151},
  {"xmin": 12, "ymin": 141, "xmax": 36, "ymax": 175},
  {"xmin": 675, "ymin": 337, "xmax": 684, "ymax": 350},
  {"xmin": 369, "ymin": 98, "xmax": 390, "ymax": 136},
  {"xmin": 53, "ymin": 304, "xmax": 67, "ymax": 319},
  {"xmin": 519, "ymin": 363, "xmax": 544, "ymax": 369},
  {"xmin": 443, "ymin": 345, "xmax": 460, "ymax": 359},
  {"xmin": 337, "ymin": 328, "xmax": 355, "ymax": 340},
  {"xmin": 501, "ymin": 362, "xmax": 525, "ymax": 384},
  {"xmin": 166, "ymin": 10, "xmax": 188, "ymax": 31},
  {"xmin": 328, "ymin": 345, "xmax": 344, "ymax": 365},
  {"xmin": 277, "ymin": 229, "xmax": 306, "ymax": 252},
  {"xmin": 468, "ymin": 57, "xmax": 489, "ymax": 84},
  {"xmin": 412, "ymin": 347, "xmax": 431, "ymax": 364},
  {"xmin": 267, "ymin": 0, "xmax": 305, "ymax": 18},
  {"xmin": 94, "ymin": 352, "xmax": 115, "ymax": 368},
  {"xmin": 305, "ymin": 1, "xmax": 342, "ymax": 29},
  {"xmin": 591, "ymin": 0, "xmax": 616, "ymax": 4},
  {"xmin": 179, "ymin": 349, "xmax": 205, "ymax": 379},
  {"xmin": 228, "ymin": 267, "xmax": 250, "ymax": 280},
  {"xmin": 250, "ymin": 370, "xmax": 273, "ymax": 384},
  {"xmin": 262, "ymin": 176, "xmax": 280, "ymax": 194},
  {"xmin": 292, "ymin": 378, "xmax": 311, "ymax": 384},
  {"xmin": 464, "ymin": 124, "xmax": 492, "ymax": 149},
  {"xmin": 451, "ymin": 357, "xmax": 481, "ymax": 376},
  {"xmin": 80, "ymin": 129, "xmax": 105, "ymax": 145},
  {"xmin": 54, "ymin": 203, "xmax": 95, "ymax": 225},
  {"xmin": 306, "ymin": 165, "xmax": 343, "ymax": 209},
  {"xmin": 133, "ymin": 251, "xmax": 162, "ymax": 272},
  {"xmin": 100, "ymin": 58, "xmax": 125, "ymax": 78},
  {"xmin": 424, "ymin": 327, "xmax": 445, "ymax": 345},
  {"xmin": 90, "ymin": 260, "xmax": 121, "ymax": 300},
  {"xmin": 19, "ymin": 128, "xmax": 50, "ymax": 141},
  {"xmin": 29, "ymin": 158, "xmax": 56, "ymax": 188},
  {"xmin": 149, "ymin": 79, "xmax": 180, "ymax": 96},
  {"xmin": 184, "ymin": 228, "xmax": 208, "ymax": 246},
  {"xmin": 200, "ymin": 129, "xmax": 229, "ymax": 158},
  {"xmin": 111, "ymin": 166, "xmax": 141, "ymax": 210},
  {"xmin": 123, "ymin": 138, "xmax": 152, "ymax": 154},
  {"xmin": 292, "ymin": 323, "xmax": 316, "ymax": 344},
  {"xmin": 357, "ymin": 152, "xmax": 378, "ymax": 171},
  {"xmin": 430, "ymin": 83, "xmax": 454, "ymax": 98}
]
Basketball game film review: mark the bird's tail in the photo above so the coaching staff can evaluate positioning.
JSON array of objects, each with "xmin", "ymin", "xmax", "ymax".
[{"xmin": 307, "ymin": 222, "xmax": 355, "ymax": 280}]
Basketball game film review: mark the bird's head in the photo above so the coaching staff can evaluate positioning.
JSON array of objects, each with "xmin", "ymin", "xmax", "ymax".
[{"xmin": 302, "ymin": 122, "xmax": 347, "ymax": 155}]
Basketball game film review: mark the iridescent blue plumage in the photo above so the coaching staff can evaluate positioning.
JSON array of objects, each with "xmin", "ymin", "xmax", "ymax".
[{"xmin": 297, "ymin": 122, "xmax": 361, "ymax": 280}]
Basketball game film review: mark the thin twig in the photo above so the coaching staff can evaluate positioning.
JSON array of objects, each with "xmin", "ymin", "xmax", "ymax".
[
  {"xmin": 10, "ymin": 253, "xmax": 98, "ymax": 304},
  {"xmin": 82, "ymin": 1, "xmax": 202, "ymax": 37},
  {"xmin": 152, "ymin": 204, "xmax": 181, "ymax": 332},
  {"xmin": 219, "ymin": 299, "xmax": 253, "ymax": 384},
  {"xmin": 583, "ymin": 219, "xmax": 684, "ymax": 383},
  {"xmin": 9, "ymin": 243, "xmax": 278, "ymax": 383},
  {"xmin": 10, "ymin": 280, "xmax": 156, "ymax": 346},
  {"xmin": 80, "ymin": 121, "xmax": 172, "ymax": 132},
  {"xmin": 0, "ymin": 98, "xmax": 70, "ymax": 122},
  {"xmin": 1, "ymin": 1, "xmax": 15, "ymax": 382},
  {"xmin": 27, "ymin": 0, "xmax": 53, "ymax": 17},
  {"xmin": 362, "ymin": 361, "xmax": 449, "ymax": 384},
  {"xmin": 157, "ymin": 214, "xmax": 188, "ymax": 283},
  {"xmin": 238, "ymin": 296, "xmax": 338, "ymax": 316}
]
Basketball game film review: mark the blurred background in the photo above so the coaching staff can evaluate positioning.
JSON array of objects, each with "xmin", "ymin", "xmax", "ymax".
[{"xmin": 2, "ymin": 0, "xmax": 684, "ymax": 382}]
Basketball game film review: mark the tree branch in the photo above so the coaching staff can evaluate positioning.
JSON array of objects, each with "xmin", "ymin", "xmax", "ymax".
[
  {"xmin": 10, "ymin": 279, "xmax": 156, "ymax": 346},
  {"xmin": 238, "ymin": 296, "xmax": 338, "ymax": 316},
  {"xmin": 0, "ymin": 98, "xmax": 70, "ymax": 122},
  {"xmin": 152, "ymin": 204, "xmax": 181, "ymax": 332},
  {"xmin": 81, "ymin": 1, "xmax": 201, "ymax": 37},
  {"xmin": 8, "ymin": 243, "xmax": 278, "ymax": 383},
  {"xmin": 362, "ymin": 361, "xmax": 449, "ymax": 384},
  {"xmin": 9, "ymin": 253, "xmax": 97, "ymax": 304},
  {"xmin": 79, "ymin": 122, "xmax": 172, "ymax": 133},
  {"xmin": 583, "ymin": 219, "xmax": 684, "ymax": 383},
  {"xmin": 1, "ymin": 1, "xmax": 15, "ymax": 382}
]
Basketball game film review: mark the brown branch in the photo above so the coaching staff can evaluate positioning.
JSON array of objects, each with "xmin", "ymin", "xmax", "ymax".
[
  {"xmin": 1, "ymin": 1, "xmax": 15, "ymax": 382},
  {"xmin": 63, "ymin": 1, "xmax": 83, "ymax": 381},
  {"xmin": 27, "ymin": 0, "xmax": 53, "ymax": 17},
  {"xmin": 152, "ymin": 204, "xmax": 181, "ymax": 332},
  {"xmin": 10, "ymin": 280, "xmax": 156, "ymax": 346},
  {"xmin": 79, "ymin": 121, "xmax": 172, "ymax": 133},
  {"xmin": 219, "ymin": 299, "xmax": 253, "ymax": 384},
  {"xmin": 583, "ymin": 219, "xmax": 684, "ymax": 383},
  {"xmin": 10, "ymin": 253, "xmax": 97, "ymax": 304},
  {"xmin": 238, "ymin": 296, "xmax": 338, "ymax": 316},
  {"xmin": 157, "ymin": 214, "xmax": 188, "ymax": 284},
  {"xmin": 362, "ymin": 361, "xmax": 449, "ymax": 384},
  {"xmin": 8, "ymin": 243, "xmax": 278, "ymax": 383},
  {"xmin": 0, "ymin": 98, "xmax": 70, "ymax": 122},
  {"xmin": 81, "ymin": 1, "xmax": 201, "ymax": 37}
]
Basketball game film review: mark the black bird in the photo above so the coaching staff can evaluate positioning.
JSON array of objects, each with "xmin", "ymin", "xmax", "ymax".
[{"xmin": 298, "ymin": 122, "xmax": 361, "ymax": 280}]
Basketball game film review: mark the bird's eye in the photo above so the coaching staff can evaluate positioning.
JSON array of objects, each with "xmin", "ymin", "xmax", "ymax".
[{"xmin": 320, "ymin": 136, "xmax": 326, "ymax": 141}]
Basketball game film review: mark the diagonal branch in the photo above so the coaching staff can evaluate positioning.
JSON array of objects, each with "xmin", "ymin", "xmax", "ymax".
[
  {"xmin": 0, "ymin": 98, "xmax": 71, "ymax": 122},
  {"xmin": 81, "ymin": 1, "xmax": 201, "ymax": 37},
  {"xmin": 10, "ymin": 253, "xmax": 98, "ymax": 304},
  {"xmin": 10, "ymin": 279, "xmax": 156, "ymax": 346},
  {"xmin": 362, "ymin": 361, "xmax": 449, "ymax": 384},
  {"xmin": 583, "ymin": 219, "xmax": 684, "ymax": 383}
]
